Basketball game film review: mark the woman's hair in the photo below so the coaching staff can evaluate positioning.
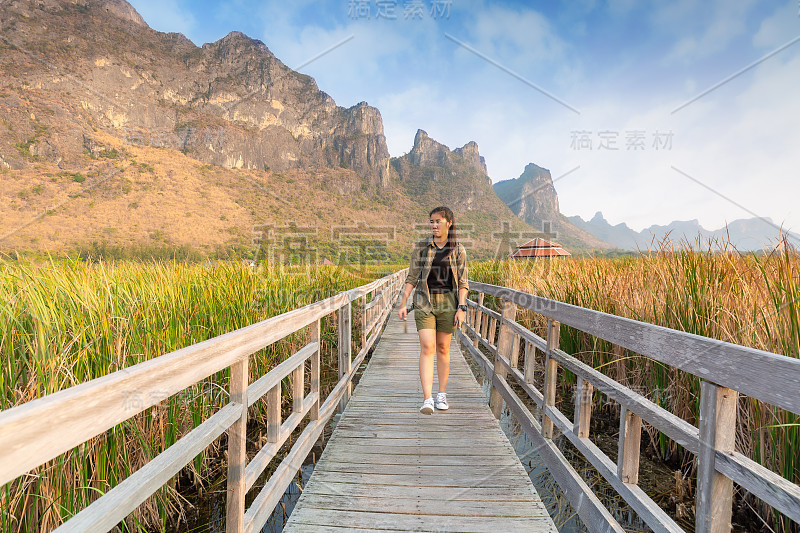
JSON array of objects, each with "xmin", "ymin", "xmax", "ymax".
[{"xmin": 429, "ymin": 206, "xmax": 458, "ymax": 258}]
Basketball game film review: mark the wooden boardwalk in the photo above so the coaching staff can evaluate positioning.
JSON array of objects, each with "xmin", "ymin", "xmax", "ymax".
[{"xmin": 283, "ymin": 298, "xmax": 557, "ymax": 532}]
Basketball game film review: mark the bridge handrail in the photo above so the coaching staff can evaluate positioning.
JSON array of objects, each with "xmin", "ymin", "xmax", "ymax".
[
  {"xmin": 459, "ymin": 281, "xmax": 800, "ymax": 533},
  {"xmin": 0, "ymin": 267, "xmax": 408, "ymax": 533}
]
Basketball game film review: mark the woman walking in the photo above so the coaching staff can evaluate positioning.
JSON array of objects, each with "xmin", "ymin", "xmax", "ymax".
[{"xmin": 398, "ymin": 206, "xmax": 469, "ymax": 414}]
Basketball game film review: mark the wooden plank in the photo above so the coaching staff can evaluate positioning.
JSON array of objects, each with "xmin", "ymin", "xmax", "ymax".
[
  {"xmin": 696, "ymin": 381, "xmax": 737, "ymax": 533},
  {"xmin": 226, "ymin": 358, "xmax": 248, "ymax": 533},
  {"xmin": 488, "ymin": 316, "xmax": 498, "ymax": 345},
  {"xmin": 286, "ymin": 508, "xmax": 555, "ymax": 532},
  {"xmin": 309, "ymin": 318, "xmax": 321, "ymax": 420},
  {"xmin": 51, "ymin": 403, "xmax": 241, "ymax": 533},
  {"xmin": 247, "ymin": 341, "xmax": 318, "ymax": 407},
  {"xmin": 266, "ymin": 383, "xmax": 280, "ymax": 443},
  {"xmin": 524, "ymin": 340, "xmax": 536, "ymax": 384},
  {"xmin": 292, "ymin": 364, "xmax": 304, "ymax": 412},
  {"xmin": 300, "ymin": 479, "xmax": 541, "ymax": 500},
  {"xmin": 617, "ymin": 407, "xmax": 642, "ymax": 485},
  {"xmin": 574, "ymin": 377, "xmax": 593, "ymax": 439},
  {"xmin": 470, "ymin": 281, "xmax": 800, "ymax": 416},
  {"xmin": 715, "ymin": 450, "xmax": 800, "ymax": 523},
  {"xmin": 490, "ymin": 298, "xmax": 517, "ymax": 418},
  {"xmin": 285, "ymin": 298, "xmax": 556, "ymax": 533},
  {"xmin": 541, "ymin": 319, "xmax": 560, "ymax": 439},
  {"xmin": 338, "ymin": 301, "xmax": 352, "ymax": 414},
  {"xmin": 474, "ymin": 292, "xmax": 485, "ymax": 348},
  {"xmin": 294, "ymin": 493, "xmax": 550, "ymax": 517}
]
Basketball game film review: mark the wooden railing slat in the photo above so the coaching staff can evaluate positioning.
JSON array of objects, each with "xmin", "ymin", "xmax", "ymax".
[
  {"xmin": 226, "ymin": 358, "xmax": 248, "ymax": 533},
  {"xmin": 51, "ymin": 402, "xmax": 242, "ymax": 533},
  {"xmin": 696, "ymin": 381, "xmax": 737, "ymax": 533},
  {"xmin": 247, "ymin": 342, "xmax": 318, "ymax": 407},
  {"xmin": 489, "ymin": 298, "xmax": 516, "ymax": 418},
  {"xmin": 244, "ymin": 392, "xmax": 319, "ymax": 491},
  {"xmin": 470, "ymin": 281, "xmax": 800, "ymax": 416}
]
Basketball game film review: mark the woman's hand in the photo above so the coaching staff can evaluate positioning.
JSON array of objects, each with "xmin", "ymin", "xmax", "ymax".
[
  {"xmin": 398, "ymin": 305, "xmax": 408, "ymax": 320},
  {"xmin": 454, "ymin": 309, "xmax": 466, "ymax": 328}
]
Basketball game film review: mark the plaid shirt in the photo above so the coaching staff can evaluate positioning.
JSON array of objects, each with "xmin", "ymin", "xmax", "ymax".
[{"xmin": 404, "ymin": 236, "xmax": 469, "ymax": 313}]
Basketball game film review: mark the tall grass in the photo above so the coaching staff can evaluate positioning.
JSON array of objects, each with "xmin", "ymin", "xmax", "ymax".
[
  {"xmin": 471, "ymin": 236, "xmax": 799, "ymax": 531},
  {"xmin": 0, "ymin": 256, "xmax": 398, "ymax": 531}
]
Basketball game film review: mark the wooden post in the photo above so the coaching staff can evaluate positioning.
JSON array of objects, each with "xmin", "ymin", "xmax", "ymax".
[
  {"xmin": 309, "ymin": 318, "xmax": 320, "ymax": 420},
  {"xmin": 292, "ymin": 364, "xmax": 304, "ymax": 413},
  {"xmin": 509, "ymin": 333, "xmax": 521, "ymax": 369},
  {"xmin": 489, "ymin": 299, "xmax": 517, "ymax": 418},
  {"xmin": 523, "ymin": 341, "xmax": 535, "ymax": 385},
  {"xmin": 696, "ymin": 381, "xmax": 738, "ymax": 533},
  {"xmin": 338, "ymin": 300, "xmax": 352, "ymax": 414},
  {"xmin": 468, "ymin": 301, "xmax": 476, "ymax": 333},
  {"xmin": 360, "ymin": 294, "xmax": 367, "ymax": 348},
  {"xmin": 487, "ymin": 317, "xmax": 498, "ymax": 346},
  {"xmin": 617, "ymin": 406, "xmax": 642, "ymax": 484},
  {"xmin": 226, "ymin": 357, "xmax": 248, "ymax": 533},
  {"xmin": 574, "ymin": 376, "xmax": 593, "ymax": 438},
  {"xmin": 541, "ymin": 319, "xmax": 560, "ymax": 439},
  {"xmin": 266, "ymin": 383, "xmax": 280, "ymax": 443},
  {"xmin": 474, "ymin": 293, "xmax": 484, "ymax": 348}
]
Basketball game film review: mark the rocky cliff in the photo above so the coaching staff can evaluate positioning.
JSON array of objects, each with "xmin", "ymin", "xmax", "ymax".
[
  {"xmin": 493, "ymin": 163, "xmax": 611, "ymax": 251},
  {"xmin": 0, "ymin": 0, "xmax": 613, "ymax": 257},
  {"xmin": 493, "ymin": 163, "xmax": 560, "ymax": 224},
  {"xmin": 391, "ymin": 129, "xmax": 495, "ymax": 212},
  {"xmin": 0, "ymin": 0, "xmax": 391, "ymax": 189}
]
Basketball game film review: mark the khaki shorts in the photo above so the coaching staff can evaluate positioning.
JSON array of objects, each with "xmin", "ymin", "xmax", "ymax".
[{"xmin": 414, "ymin": 290, "xmax": 457, "ymax": 333}]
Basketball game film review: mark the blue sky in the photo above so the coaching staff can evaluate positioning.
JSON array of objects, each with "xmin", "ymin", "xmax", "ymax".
[{"xmin": 126, "ymin": 0, "xmax": 800, "ymax": 235}]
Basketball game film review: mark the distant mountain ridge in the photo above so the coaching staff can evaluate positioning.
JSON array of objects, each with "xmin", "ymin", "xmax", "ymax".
[{"xmin": 569, "ymin": 211, "xmax": 800, "ymax": 251}]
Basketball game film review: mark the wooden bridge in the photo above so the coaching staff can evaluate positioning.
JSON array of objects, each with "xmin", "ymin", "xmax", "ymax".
[
  {"xmin": 282, "ymin": 295, "xmax": 556, "ymax": 532},
  {"xmin": 2, "ymin": 268, "xmax": 800, "ymax": 532}
]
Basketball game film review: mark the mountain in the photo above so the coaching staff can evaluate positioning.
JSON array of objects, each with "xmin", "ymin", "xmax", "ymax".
[
  {"xmin": 568, "ymin": 211, "xmax": 800, "ymax": 251},
  {"xmin": 389, "ymin": 130, "xmax": 550, "ymax": 254},
  {"xmin": 1, "ymin": 0, "xmax": 613, "ymax": 260},
  {"xmin": 493, "ymin": 164, "xmax": 613, "ymax": 252},
  {"xmin": 0, "ymin": 0, "xmax": 390, "ymax": 188}
]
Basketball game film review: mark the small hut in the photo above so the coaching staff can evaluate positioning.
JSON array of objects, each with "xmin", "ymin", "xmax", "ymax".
[{"xmin": 510, "ymin": 238, "xmax": 571, "ymax": 259}]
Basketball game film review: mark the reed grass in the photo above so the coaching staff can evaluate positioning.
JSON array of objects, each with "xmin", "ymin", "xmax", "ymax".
[
  {"xmin": 0, "ymin": 255, "xmax": 399, "ymax": 532},
  {"xmin": 471, "ymin": 235, "xmax": 799, "ymax": 531}
]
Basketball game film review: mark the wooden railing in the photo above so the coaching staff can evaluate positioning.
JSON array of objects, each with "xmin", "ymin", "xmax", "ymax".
[
  {"xmin": 0, "ymin": 268, "xmax": 407, "ymax": 533},
  {"xmin": 457, "ymin": 281, "xmax": 800, "ymax": 533}
]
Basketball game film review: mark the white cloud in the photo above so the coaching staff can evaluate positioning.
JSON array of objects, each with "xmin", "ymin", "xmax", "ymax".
[
  {"xmin": 753, "ymin": 0, "xmax": 800, "ymax": 48},
  {"xmin": 662, "ymin": 0, "xmax": 759, "ymax": 64}
]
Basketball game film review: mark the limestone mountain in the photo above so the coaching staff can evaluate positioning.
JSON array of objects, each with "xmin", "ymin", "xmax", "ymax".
[
  {"xmin": 0, "ymin": 0, "xmax": 611, "ymax": 259},
  {"xmin": 389, "ymin": 130, "xmax": 532, "ymax": 252},
  {"xmin": 493, "ymin": 164, "xmax": 611, "ymax": 251},
  {"xmin": 0, "ymin": 0, "xmax": 391, "ymax": 189}
]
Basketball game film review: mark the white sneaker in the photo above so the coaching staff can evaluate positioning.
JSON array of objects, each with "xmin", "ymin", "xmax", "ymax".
[
  {"xmin": 435, "ymin": 392, "xmax": 449, "ymax": 410},
  {"xmin": 419, "ymin": 397, "xmax": 434, "ymax": 415}
]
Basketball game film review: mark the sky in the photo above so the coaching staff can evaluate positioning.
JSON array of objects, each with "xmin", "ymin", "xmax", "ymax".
[{"xmin": 125, "ymin": 0, "xmax": 800, "ymax": 234}]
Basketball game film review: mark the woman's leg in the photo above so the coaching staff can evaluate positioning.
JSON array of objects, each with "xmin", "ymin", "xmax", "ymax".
[
  {"xmin": 435, "ymin": 330, "xmax": 452, "ymax": 393},
  {"xmin": 418, "ymin": 328, "xmax": 436, "ymax": 399}
]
